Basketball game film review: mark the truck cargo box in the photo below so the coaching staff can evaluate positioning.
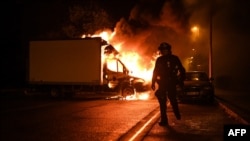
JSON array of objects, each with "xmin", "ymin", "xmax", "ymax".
[{"xmin": 28, "ymin": 38, "xmax": 103, "ymax": 85}]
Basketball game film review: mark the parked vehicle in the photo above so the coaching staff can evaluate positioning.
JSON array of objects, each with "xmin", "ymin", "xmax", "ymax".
[
  {"xmin": 177, "ymin": 71, "xmax": 214, "ymax": 103},
  {"xmin": 26, "ymin": 37, "xmax": 148, "ymax": 98}
]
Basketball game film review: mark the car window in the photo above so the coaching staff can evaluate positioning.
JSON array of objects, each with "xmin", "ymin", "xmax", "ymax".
[{"xmin": 185, "ymin": 72, "xmax": 209, "ymax": 81}]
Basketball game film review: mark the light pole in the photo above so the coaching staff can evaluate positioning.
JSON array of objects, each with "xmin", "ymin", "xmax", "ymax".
[
  {"xmin": 209, "ymin": 3, "xmax": 213, "ymax": 79},
  {"xmin": 209, "ymin": 17, "xmax": 213, "ymax": 78}
]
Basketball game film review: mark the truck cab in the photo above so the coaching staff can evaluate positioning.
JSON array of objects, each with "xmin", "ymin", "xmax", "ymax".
[{"xmin": 102, "ymin": 45, "xmax": 147, "ymax": 97}]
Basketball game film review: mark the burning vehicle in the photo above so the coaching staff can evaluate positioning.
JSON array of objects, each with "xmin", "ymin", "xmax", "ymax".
[
  {"xmin": 103, "ymin": 44, "xmax": 149, "ymax": 97},
  {"xmin": 26, "ymin": 37, "xmax": 150, "ymax": 99}
]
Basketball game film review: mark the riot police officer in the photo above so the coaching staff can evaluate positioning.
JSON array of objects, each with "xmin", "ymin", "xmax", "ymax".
[{"xmin": 151, "ymin": 42, "xmax": 186, "ymax": 126}]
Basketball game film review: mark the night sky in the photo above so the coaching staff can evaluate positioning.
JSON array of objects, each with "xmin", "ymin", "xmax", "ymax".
[{"xmin": 2, "ymin": 0, "xmax": 250, "ymax": 90}]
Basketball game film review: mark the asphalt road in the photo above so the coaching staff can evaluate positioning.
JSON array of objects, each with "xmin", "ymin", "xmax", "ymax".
[
  {"xmin": 1, "ymin": 89, "xmax": 247, "ymax": 141},
  {"xmin": 1, "ymin": 97, "xmax": 159, "ymax": 141}
]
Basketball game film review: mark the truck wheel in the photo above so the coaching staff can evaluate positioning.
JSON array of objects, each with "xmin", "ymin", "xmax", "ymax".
[{"xmin": 122, "ymin": 87, "xmax": 135, "ymax": 97}]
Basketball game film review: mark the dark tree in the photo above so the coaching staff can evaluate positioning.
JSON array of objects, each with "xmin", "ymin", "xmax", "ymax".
[{"xmin": 61, "ymin": 2, "xmax": 114, "ymax": 38}]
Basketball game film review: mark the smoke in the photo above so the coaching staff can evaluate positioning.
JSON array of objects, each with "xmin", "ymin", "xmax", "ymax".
[
  {"xmin": 109, "ymin": 0, "xmax": 210, "ymax": 69},
  {"xmin": 108, "ymin": 0, "xmax": 250, "ymax": 89},
  {"xmin": 210, "ymin": 0, "xmax": 250, "ymax": 89}
]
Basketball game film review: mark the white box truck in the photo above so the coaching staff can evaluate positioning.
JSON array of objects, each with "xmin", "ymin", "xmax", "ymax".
[{"xmin": 27, "ymin": 37, "xmax": 148, "ymax": 98}]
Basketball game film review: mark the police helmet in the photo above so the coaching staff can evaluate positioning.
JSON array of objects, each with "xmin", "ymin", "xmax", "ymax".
[{"xmin": 158, "ymin": 42, "xmax": 171, "ymax": 51}]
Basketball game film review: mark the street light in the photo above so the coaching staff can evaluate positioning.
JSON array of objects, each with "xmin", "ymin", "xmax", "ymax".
[
  {"xmin": 190, "ymin": 26, "xmax": 199, "ymax": 71},
  {"xmin": 191, "ymin": 23, "xmax": 213, "ymax": 78},
  {"xmin": 191, "ymin": 26, "xmax": 199, "ymax": 41}
]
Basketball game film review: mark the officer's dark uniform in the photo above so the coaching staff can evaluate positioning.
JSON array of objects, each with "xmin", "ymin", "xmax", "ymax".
[{"xmin": 151, "ymin": 42, "xmax": 185, "ymax": 126}]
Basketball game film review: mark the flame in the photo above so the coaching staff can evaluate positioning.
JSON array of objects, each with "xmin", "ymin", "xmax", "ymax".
[
  {"xmin": 124, "ymin": 91, "xmax": 151, "ymax": 101},
  {"xmin": 119, "ymin": 51, "xmax": 154, "ymax": 82},
  {"xmin": 82, "ymin": 30, "xmax": 156, "ymax": 100},
  {"xmin": 87, "ymin": 30, "xmax": 155, "ymax": 83}
]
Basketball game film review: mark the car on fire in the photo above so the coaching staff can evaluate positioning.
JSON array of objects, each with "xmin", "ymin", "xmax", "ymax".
[{"xmin": 177, "ymin": 71, "xmax": 214, "ymax": 103}]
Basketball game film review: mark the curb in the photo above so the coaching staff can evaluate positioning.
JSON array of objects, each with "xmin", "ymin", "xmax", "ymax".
[
  {"xmin": 215, "ymin": 98, "xmax": 249, "ymax": 125},
  {"xmin": 118, "ymin": 106, "xmax": 160, "ymax": 141}
]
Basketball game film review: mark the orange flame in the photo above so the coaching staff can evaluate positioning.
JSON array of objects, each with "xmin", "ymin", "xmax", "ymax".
[
  {"xmin": 82, "ymin": 30, "xmax": 156, "ymax": 100},
  {"xmin": 84, "ymin": 30, "xmax": 155, "ymax": 83}
]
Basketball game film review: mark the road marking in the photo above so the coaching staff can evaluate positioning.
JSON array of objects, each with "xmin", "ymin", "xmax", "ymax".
[
  {"xmin": 129, "ymin": 111, "xmax": 160, "ymax": 141},
  {"xmin": 118, "ymin": 106, "xmax": 160, "ymax": 141}
]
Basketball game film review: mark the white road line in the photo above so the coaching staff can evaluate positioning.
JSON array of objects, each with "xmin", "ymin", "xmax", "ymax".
[{"xmin": 128, "ymin": 111, "xmax": 160, "ymax": 141}]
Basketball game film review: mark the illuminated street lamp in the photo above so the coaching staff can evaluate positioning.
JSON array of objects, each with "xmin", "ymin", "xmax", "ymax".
[
  {"xmin": 190, "ymin": 27, "xmax": 199, "ymax": 71},
  {"xmin": 191, "ymin": 26, "xmax": 199, "ymax": 36},
  {"xmin": 191, "ymin": 26, "xmax": 200, "ymax": 41},
  {"xmin": 191, "ymin": 23, "xmax": 213, "ymax": 78}
]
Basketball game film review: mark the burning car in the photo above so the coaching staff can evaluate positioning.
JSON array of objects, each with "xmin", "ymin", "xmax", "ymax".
[{"xmin": 177, "ymin": 71, "xmax": 214, "ymax": 103}]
